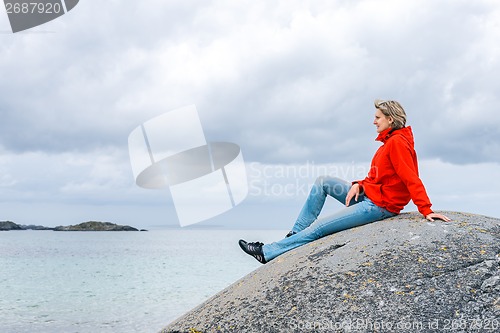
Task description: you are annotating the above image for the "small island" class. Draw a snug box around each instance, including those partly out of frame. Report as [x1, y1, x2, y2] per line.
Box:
[54, 221, 139, 231]
[0, 221, 23, 231]
[0, 220, 140, 231]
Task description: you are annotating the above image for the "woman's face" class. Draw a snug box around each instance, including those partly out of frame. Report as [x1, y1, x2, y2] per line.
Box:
[373, 109, 392, 133]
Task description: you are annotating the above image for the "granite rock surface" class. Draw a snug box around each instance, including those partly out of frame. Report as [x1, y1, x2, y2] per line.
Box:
[161, 211, 500, 333]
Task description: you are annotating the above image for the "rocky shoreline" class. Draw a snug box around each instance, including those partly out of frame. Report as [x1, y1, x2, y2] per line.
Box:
[0, 220, 143, 231]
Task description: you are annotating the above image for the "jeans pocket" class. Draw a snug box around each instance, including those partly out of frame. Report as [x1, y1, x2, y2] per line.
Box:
[365, 198, 394, 219]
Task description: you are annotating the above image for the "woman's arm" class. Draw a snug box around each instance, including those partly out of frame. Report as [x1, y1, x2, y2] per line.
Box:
[389, 138, 450, 221]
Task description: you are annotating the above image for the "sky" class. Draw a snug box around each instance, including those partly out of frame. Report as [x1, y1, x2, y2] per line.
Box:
[1, 0, 499, 229]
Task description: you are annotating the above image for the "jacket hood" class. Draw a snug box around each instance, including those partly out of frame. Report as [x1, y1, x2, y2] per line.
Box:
[376, 126, 414, 146]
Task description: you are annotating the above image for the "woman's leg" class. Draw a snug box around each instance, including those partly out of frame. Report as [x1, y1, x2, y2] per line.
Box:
[291, 176, 360, 234]
[262, 198, 395, 262]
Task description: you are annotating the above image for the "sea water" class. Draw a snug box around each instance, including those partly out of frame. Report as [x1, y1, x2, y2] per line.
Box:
[0, 228, 286, 333]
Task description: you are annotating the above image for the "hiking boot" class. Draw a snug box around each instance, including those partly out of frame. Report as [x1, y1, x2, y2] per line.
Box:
[238, 239, 267, 264]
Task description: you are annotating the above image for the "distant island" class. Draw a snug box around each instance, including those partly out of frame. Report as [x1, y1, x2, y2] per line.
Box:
[0, 221, 23, 231]
[54, 221, 139, 231]
[0, 220, 144, 231]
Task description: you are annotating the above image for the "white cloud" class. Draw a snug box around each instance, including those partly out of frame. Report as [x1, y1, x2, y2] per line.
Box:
[1, 0, 499, 225]
[417, 159, 500, 218]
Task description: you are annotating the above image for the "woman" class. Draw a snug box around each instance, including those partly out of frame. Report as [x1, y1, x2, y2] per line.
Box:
[239, 99, 451, 264]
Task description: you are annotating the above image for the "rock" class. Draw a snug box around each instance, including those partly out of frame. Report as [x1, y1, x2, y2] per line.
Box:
[53, 221, 139, 231]
[20, 224, 55, 230]
[0, 221, 23, 231]
[481, 276, 500, 292]
[160, 211, 500, 333]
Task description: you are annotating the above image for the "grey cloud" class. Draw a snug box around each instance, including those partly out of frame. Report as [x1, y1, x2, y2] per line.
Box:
[1, 0, 500, 226]
[198, 1, 500, 165]
[0, 0, 499, 167]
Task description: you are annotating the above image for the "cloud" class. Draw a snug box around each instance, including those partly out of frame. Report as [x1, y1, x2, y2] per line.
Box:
[0, 146, 129, 202]
[1, 0, 499, 225]
[2, 0, 499, 162]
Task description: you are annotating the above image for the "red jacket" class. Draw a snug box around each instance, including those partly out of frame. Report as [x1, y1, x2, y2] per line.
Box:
[355, 126, 433, 216]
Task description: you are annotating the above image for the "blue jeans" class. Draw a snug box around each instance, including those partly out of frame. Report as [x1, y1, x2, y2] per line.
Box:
[262, 176, 396, 262]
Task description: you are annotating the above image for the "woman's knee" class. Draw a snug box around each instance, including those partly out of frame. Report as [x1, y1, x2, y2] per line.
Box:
[315, 175, 344, 187]
[315, 176, 348, 195]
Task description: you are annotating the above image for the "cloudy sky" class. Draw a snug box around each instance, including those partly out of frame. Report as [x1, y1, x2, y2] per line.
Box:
[1, 0, 499, 229]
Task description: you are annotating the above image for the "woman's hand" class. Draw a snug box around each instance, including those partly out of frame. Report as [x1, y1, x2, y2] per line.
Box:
[425, 213, 451, 222]
[345, 184, 360, 207]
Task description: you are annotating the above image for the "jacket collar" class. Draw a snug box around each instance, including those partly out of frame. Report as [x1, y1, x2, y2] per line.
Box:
[375, 127, 400, 143]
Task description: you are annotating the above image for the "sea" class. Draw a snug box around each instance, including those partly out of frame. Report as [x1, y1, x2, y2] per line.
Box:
[0, 228, 286, 333]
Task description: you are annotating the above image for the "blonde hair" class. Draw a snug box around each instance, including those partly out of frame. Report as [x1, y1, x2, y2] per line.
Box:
[374, 99, 407, 129]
